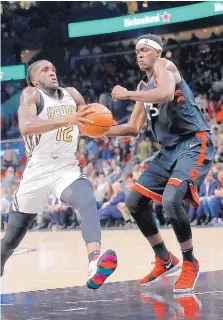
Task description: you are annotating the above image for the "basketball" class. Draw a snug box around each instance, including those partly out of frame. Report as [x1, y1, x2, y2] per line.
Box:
[80, 103, 113, 138]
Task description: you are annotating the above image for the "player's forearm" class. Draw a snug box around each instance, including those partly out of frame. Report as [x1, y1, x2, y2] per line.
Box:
[107, 124, 139, 137]
[125, 87, 174, 103]
[20, 117, 69, 135]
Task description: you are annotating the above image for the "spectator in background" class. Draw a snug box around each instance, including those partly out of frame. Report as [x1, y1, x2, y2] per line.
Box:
[216, 99, 223, 124]
[79, 153, 87, 167]
[137, 137, 152, 161]
[60, 204, 76, 229]
[211, 125, 220, 149]
[98, 181, 125, 222]
[132, 162, 142, 181]
[80, 45, 91, 57]
[99, 84, 112, 109]
[92, 44, 102, 55]
[214, 144, 223, 163]
[99, 138, 113, 160]
[108, 159, 122, 183]
[219, 124, 223, 141]
[94, 173, 107, 205]
[35, 195, 61, 230]
[189, 170, 220, 225]
[15, 170, 22, 184]
[6, 118, 20, 139]
[212, 163, 223, 179]
[195, 92, 209, 120]
[212, 72, 223, 93]
[83, 162, 94, 176]
[78, 137, 86, 155]
[19, 153, 27, 170]
[1, 188, 10, 230]
[89, 65, 102, 93]
[208, 170, 223, 226]
[2, 143, 17, 169]
[102, 160, 112, 176]
[117, 177, 135, 226]
[113, 146, 122, 164]
[1, 167, 18, 198]
[86, 138, 99, 161]
[103, 183, 114, 203]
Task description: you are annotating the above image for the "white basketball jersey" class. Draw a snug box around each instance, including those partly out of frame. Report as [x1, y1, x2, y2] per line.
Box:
[23, 88, 79, 160]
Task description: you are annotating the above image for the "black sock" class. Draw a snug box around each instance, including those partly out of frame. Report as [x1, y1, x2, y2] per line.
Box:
[182, 248, 195, 263]
[88, 250, 100, 263]
[152, 241, 169, 261]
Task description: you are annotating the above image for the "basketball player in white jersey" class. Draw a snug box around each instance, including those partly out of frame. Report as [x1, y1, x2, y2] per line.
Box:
[1, 60, 117, 290]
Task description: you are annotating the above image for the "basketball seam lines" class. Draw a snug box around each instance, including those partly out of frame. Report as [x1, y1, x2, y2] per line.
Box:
[86, 112, 113, 128]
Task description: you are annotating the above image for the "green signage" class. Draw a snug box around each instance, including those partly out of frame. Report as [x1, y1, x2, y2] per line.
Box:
[1, 64, 26, 81]
[68, 2, 223, 38]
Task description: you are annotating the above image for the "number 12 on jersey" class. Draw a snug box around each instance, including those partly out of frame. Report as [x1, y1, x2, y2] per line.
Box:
[56, 126, 73, 142]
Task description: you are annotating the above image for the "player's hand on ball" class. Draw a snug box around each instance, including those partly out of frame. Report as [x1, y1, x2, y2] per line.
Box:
[112, 85, 128, 101]
[66, 104, 95, 128]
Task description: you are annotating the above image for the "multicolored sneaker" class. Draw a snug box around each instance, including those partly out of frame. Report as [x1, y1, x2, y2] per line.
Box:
[173, 259, 199, 293]
[87, 249, 117, 290]
[140, 252, 181, 286]
[174, 292, 202, 318]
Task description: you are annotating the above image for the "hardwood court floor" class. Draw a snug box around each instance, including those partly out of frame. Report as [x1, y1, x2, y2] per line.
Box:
[1, 228, 223, 294]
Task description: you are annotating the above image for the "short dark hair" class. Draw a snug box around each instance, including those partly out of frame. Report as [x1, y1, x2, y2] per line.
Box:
[26, 60, 44, 87]
[137, 34, 163, 49]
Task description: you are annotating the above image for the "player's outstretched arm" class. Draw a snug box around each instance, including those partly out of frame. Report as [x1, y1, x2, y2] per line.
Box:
[107, 100, 146, 137]
[112, 59, 176, 104]
[18, 87, 94, 136]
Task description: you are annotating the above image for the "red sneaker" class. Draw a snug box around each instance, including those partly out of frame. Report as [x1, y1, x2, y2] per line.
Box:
[140, 252, 181, 286]
[173, 259, 199, 293]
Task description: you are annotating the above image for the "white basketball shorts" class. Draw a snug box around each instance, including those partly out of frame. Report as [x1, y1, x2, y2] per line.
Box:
[11, 155, 85, 214]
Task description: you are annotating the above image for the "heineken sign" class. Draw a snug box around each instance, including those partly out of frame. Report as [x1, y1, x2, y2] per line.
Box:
[68, 2, 223, 38]
[124, 11, 171, 28]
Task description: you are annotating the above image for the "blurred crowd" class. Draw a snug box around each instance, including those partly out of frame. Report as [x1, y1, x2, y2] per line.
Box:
[1, 0, 196, 65]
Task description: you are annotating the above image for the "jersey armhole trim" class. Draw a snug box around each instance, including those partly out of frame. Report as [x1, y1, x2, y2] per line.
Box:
[36, 93, 44, 115]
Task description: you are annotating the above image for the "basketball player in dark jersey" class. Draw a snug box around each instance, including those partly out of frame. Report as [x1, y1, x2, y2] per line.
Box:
[109, 34, 214, 293]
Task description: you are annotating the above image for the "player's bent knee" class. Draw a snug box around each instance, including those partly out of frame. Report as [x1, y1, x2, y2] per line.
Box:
[162, 182, 188, 218]
[125, 190, 152, 221]
[125, 190, 142, 214]
[1, 211, 36, 250]
[8, 210, 37, 227]
[162, 183, 192, 242]
[162, 197, 178, 218]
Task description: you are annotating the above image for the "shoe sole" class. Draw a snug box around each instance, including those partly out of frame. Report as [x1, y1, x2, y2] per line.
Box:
[140, 261, 182, 286]
[173, 271, 200, 294]
[87, 249, 117, 290]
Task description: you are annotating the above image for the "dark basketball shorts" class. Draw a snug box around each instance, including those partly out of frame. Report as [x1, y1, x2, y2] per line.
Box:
[132, 132, 214, 208]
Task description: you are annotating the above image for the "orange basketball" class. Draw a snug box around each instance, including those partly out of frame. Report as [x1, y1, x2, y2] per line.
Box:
[81, 103, 113, 138]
